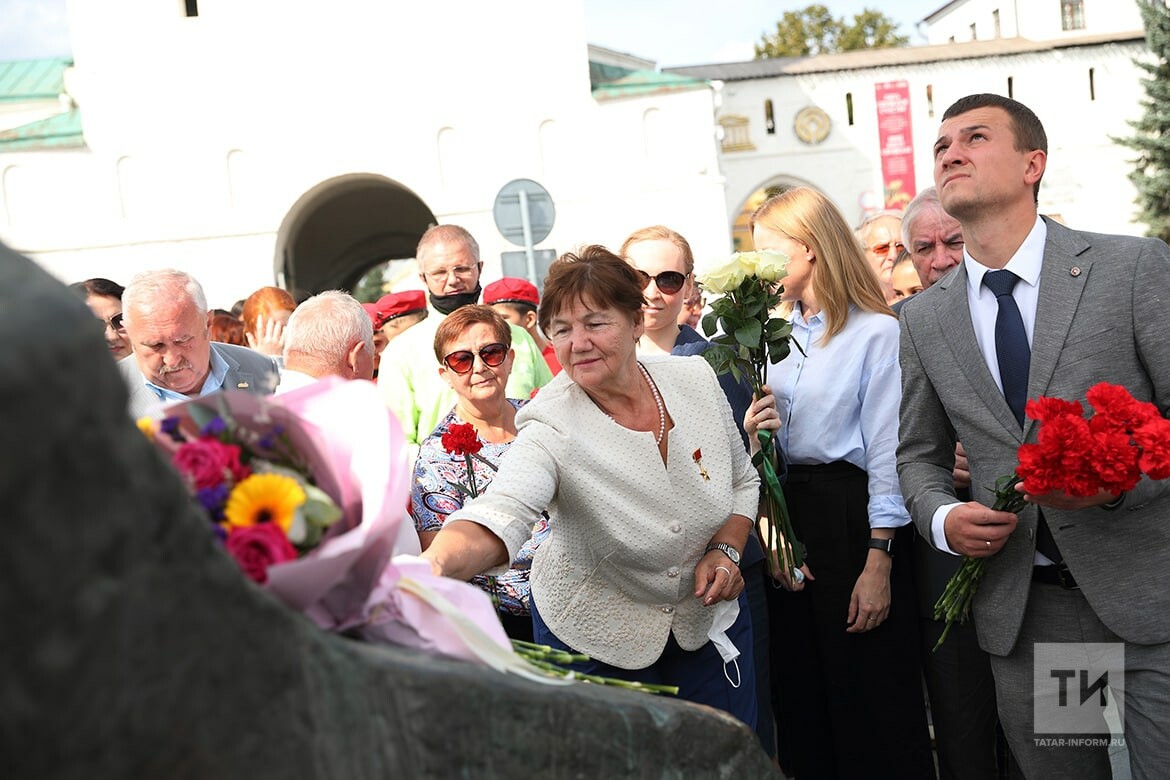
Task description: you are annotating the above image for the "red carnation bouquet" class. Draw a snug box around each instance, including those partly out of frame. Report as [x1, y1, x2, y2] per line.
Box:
[934, 382, 1170, 649]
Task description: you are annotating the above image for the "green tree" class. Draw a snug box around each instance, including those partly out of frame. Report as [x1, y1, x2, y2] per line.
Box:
[837, 9, 910, 51]
[755, 5, 908, 58]
[1117, 0, 1170, 242]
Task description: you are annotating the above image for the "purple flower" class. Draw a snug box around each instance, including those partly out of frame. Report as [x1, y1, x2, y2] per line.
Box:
[200, 416, 227, 437]
[161, 416, 184, 442]
[197, 483, 231, 520]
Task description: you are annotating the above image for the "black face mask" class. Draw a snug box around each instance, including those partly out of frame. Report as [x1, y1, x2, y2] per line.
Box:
[429, 284, 482, 316]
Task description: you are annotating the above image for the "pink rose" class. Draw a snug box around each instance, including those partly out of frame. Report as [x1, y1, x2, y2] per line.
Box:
[224, 524, 297, 584]
[173, 439, 249, 489]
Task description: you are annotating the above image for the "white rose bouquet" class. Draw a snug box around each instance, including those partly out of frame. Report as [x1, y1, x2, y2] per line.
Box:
[697, 250, 805, 582]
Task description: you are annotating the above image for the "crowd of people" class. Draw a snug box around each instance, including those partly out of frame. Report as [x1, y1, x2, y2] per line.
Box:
[67, 93, 1170, 780]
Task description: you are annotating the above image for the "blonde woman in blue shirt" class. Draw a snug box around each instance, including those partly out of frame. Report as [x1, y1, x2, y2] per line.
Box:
[746, 186, 933, 779]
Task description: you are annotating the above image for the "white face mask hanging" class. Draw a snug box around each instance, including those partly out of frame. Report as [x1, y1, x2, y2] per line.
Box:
[707, 599, 742, 687]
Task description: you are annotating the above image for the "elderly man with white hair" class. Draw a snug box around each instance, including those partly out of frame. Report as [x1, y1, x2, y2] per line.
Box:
[118, 269, 280, 417]
[278, 291, 375, 393]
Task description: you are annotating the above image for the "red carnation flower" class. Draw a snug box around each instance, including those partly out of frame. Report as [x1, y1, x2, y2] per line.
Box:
[1025, 396, 1083, 424]
[1092, 431, 1143, 494]
[1135, 417, 1170, 480]
[1086, 383, 1161, 434]
[441, 422, 483, 457]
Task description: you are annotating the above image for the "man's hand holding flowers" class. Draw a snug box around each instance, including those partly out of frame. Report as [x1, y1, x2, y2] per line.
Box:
[933, 382, 1170, 649]
[942, 503, 1019, 558]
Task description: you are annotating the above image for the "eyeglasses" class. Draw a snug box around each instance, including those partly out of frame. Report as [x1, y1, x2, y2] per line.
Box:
[442, 342, 508, 374]
[868, 241, 905, 256]
[104, 313, 125, 332]
[637, 270, 688, 295]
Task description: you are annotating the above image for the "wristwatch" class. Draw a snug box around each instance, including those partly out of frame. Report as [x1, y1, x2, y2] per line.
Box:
[868, 537, 894, 556]
[704, 542, 741, 565]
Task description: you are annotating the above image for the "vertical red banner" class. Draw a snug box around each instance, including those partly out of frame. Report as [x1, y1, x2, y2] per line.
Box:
[875, 80, 916, 210]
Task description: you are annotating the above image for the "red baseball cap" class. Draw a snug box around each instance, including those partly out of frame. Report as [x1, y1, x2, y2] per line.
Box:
[484, 277, 539, 307]
[373, 290, 427, 326]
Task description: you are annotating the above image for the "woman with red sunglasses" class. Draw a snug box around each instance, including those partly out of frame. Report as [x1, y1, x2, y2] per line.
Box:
[408, 304, 550, 642]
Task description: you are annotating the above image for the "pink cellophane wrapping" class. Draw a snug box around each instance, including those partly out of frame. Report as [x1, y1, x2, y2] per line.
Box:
[151, 377, 514, 665]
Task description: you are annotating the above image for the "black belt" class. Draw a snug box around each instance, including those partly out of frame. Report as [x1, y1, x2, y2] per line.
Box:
[1033, 563, 1079, 590]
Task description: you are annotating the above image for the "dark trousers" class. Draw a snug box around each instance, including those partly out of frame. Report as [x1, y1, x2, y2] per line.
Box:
[744, 550, 778, 758]
[920, 617, 1022, 780]
[768, 462, 934, 779]
[498, 610, 534, 644]
[530, 593, 758, 730]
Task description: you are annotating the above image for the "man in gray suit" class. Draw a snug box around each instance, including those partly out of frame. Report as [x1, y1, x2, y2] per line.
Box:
[119, 269, 280, 417]
[898, 93, 1170, 778]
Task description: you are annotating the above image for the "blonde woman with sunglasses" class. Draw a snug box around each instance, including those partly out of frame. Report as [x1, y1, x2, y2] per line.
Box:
[621, 225, 776, 759]
[409, 304, 550, 642]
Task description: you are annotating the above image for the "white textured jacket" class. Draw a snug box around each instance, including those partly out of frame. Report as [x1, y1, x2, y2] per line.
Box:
[446, 354, 760, 669]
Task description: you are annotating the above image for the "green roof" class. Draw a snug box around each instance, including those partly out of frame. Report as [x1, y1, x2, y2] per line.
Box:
[0, 57, 72, 102]
[0, 106, 85, 151]
[590, 69, 708, 100]
[0, 58, 85, 151]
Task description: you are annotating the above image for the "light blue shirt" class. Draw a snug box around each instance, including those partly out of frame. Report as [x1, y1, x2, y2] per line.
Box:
[767, 303, 910, 529]
[144, 345, 230, 404]
[930, 216, 1054, 561]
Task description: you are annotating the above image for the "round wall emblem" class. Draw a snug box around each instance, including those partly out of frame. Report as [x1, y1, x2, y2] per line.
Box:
[794, 106, 831, 145]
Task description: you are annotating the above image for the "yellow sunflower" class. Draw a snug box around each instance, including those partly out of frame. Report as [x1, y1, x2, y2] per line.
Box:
[136, 417, 156, 442]
[223, 473, 306, 533]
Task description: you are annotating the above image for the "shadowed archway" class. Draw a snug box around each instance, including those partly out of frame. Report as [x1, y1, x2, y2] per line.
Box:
[275, 174, 435, 297]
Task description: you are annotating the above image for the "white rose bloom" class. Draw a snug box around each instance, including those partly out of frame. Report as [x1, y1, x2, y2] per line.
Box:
[752, 250, 790, 283]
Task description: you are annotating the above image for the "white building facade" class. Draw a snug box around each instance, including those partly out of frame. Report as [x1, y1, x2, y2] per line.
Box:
[0, 0, 732, 306]
[0, 0, 1156, 299]
[672, 27, 1149, 248]
[922, 0, 1143, 44]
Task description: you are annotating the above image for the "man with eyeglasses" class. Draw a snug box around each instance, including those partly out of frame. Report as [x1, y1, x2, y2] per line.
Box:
[118, 269, 280, 417]
[856, 210, 905, 304]
[377, 224, 553, 455]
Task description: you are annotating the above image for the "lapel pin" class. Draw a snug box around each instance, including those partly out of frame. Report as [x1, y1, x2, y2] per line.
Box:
[237, 381, 250, 388]
[1070, 267, 1082, 277]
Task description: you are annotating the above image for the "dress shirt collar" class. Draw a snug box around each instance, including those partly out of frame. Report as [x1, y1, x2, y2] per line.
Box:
[964, 215, 1047, 300]
[144, 343, 229, 403]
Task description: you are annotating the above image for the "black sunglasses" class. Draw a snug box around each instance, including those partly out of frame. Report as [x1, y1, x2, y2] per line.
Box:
[637, 270, 688, 295]
[442, 342, 508, 374]
[105, 313, 125, 332]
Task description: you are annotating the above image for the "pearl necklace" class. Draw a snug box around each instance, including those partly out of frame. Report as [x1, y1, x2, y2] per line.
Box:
[641, 362, 667, 446]
[604, 362, 665, 445]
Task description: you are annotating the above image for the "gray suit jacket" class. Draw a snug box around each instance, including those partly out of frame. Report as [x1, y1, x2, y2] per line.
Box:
[897, 217, 1170, 655]
[118, 341, 280, 418]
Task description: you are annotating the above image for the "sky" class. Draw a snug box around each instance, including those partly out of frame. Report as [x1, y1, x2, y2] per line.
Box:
[0, 0, 945, 64]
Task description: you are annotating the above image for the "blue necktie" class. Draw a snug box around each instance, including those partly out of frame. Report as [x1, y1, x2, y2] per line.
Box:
[983, 269, 1062, 563]
[983, 270, 1030, 427]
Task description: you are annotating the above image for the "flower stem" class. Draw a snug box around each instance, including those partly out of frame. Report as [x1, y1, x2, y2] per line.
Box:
[510, 641, 679, 695]
[931, 473, 1025, 652]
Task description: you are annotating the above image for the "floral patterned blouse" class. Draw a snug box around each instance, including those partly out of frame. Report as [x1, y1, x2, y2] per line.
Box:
[411, 399, 551, 615]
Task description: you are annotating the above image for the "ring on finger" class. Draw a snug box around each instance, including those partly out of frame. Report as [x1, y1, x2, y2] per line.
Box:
[715, 566, 732, 578]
